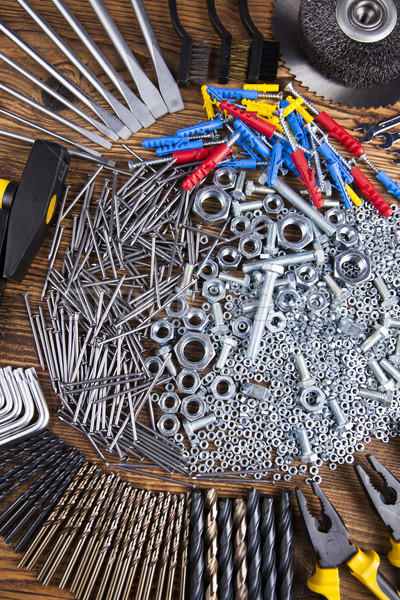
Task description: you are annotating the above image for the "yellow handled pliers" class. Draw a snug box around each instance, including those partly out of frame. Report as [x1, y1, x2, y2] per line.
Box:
[296, 482, 400, 600]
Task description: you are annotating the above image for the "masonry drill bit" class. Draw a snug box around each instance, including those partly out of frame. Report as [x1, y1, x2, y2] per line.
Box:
[119, 493, 162, 600]
[19, 462, 94, 570]
[155, 493, 180, 600]
[218, 498, 234, 600]
[59, 472, 119, 589]
[246, 488, 262, 600]
[190, 489, 205, 600]
[277, 489, 293, 600]
[261, 495, 277, 600]
[179, 493, 192, 600]
[205, 488, 218, 600]
[233, 497, 248, 600]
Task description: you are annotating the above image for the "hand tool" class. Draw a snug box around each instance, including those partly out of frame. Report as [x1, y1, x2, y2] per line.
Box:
[296, 482, 400, 600]
[15, 0, 138, 137]
[0, 140, 69, 283]
[356, 115, 400, 142]
[0, 21, 123, 139]
[129, 0, 185, 114]
[355, 455, 400, 568]
[168, 0, 210, 87]
[87, 0, 168, 120]
[49, 0, 154, 129]
[377, 131, 400, 149]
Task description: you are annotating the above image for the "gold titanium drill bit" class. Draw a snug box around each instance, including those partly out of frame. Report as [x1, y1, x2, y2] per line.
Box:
[95, 487, 139, 600]
[114, 492, 158, 600]
[107, 489, 148, 599]
[155, 493, 184, 600]
[58, 472, 119, 589]
[179, 492, 192, 600]
[37, 469, 106, 585]
[134, 492, 172, 600]
[119, 492, 163, 600]
[81, 482, 133, 600]
[19, 462, 95, 570]
[233, 497, 248, 600]
[71, 478, 127, 597]
[205, 488, 218, 600]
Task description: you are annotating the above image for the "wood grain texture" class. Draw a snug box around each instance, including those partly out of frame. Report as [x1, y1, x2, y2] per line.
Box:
[0, 0, 399, 598]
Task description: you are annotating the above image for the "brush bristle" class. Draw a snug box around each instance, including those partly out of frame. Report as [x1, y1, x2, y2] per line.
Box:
[189, 42, 211, 85]
[259, 40, 280, 81]
[297, 0, 400, 88]
[230, 40, 251, 81]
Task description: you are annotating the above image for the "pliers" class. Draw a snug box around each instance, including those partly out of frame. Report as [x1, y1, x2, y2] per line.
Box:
[296, 482, 400, 600]
[355, 454, 400, 569]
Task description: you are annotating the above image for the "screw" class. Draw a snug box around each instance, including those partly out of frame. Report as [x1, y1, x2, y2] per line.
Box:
[244, 181, 275, 196]
[183, 414, 217, 437]
[358, 387, 393, 405]
[243, 245, 324, 273]
[216, 336, 238, 369]
[328, 399, 353, 433]
[294, 353, 315, 389]
[294, 427, 318, 463]
[323, 274, 350, 304]
[219, 272, 250, 287]
[368, 359, 395, 391]
[374, 276, 398, 309]
[359, 325, 389, 353]
[246, 263, 284, 361]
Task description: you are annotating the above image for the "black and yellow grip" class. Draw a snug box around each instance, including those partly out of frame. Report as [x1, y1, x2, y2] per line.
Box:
[347, 547, 400, 600]
[388, 538, 400, 568]
[308, 563, 341, 600]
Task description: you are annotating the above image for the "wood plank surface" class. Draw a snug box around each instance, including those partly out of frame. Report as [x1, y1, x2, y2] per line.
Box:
[0, 0, 400, 598]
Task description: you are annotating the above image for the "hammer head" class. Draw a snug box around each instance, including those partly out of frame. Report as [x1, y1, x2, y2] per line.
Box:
[1, 140, 70, 283]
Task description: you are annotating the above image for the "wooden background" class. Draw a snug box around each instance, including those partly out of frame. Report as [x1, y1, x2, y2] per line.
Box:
[0, 0, 400, 598]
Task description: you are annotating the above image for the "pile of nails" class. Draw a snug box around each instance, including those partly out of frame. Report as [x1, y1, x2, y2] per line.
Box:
[189, 486, 293, 600]
[24, 83, 400, 486]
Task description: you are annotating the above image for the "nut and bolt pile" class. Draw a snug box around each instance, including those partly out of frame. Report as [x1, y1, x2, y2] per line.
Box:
[24, 84, 400, 485]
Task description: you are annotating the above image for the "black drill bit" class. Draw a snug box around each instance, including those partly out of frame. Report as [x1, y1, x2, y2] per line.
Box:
[277, 489, 293, 600]
[189, 489, 205, 600]
[261, 495, 277, 600]
[218, 498, 234, 600]
[246, 487, 262, 600]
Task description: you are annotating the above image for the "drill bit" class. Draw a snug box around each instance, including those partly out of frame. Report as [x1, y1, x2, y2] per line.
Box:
[246, 488, 262, 600]
[261, 495, 277, 600]
[277, 489, 293, 600]
[218, 498, 234, 600]
[205, 488, 218, 600]
[179, 493, 191, 600]
[233, 497, 248, 600]
[189, 489, 205, 600]
[155, 493, 180, 600]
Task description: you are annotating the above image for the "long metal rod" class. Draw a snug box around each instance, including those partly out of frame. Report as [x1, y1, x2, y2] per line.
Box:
[15, 0, 138, 137]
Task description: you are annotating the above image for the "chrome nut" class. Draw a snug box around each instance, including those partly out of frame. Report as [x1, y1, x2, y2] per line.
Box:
[263, 193, 285, 214]
[232, 316, 252, 339]
[199, 259, 219, 280]
[294, 265, 319, 290]
[174, 332, 215, 371]
[165, 294, 189, 318]
[213, 166, 237, 190]
[150, 319, 175, 345]
[242, 382, 270, 401]
[159, 392, 181, 413]
[202, 278, 226, 303]
[266, 311, 287, 332]
[216, 246, 242, 270]
[335, 224, 359, 248]
[176, 369, 201, 394]
[238, 235, 263, 259]
[276, 288, 301, 312]
[230, 216, 251, 235]
[181, 395, 206, 420]
[334, 249, 371, 285]
[192, 185, 231, 225]
[298, 386, 326, 413]
[277, 214, 314, 250]
[157, 414, 180, 436]
[144, 356, 163, 377]
[182, 308, 208, 331]
[210, 375, 236, 400]
[252, 215, 274, 239]
[305, 290, 329, 313]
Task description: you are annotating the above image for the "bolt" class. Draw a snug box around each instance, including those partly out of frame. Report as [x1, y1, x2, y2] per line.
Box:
[244, 181, 275, 197]
[368, 359, 395, 391]
[379, 358, 400, 386]
[358, 387, 393, 405]
[230, 170, 247, 202]
[176, 263, 195, 294]
[211, 302, 229, 336]
[156, 345, 178, 377]
[275, 272, 296, 290]
[183, 414, 217, 437]
[219, 272, 251, 287]
[389, 334, 400, 364]
[262, 221, 278, 257]
[374, 276, 398, 309]
[294, 353, 315, 389]
[382, 313, 400, 329]
[216, 336, 238, 369]
[359, 325, 389, 353]
[242, 382, 270, 402]
[245, 263, 284, 361]
[243, 246, 324, 273]
[323, 274, 350, 304]
[232, 199, 264, 217]
[294, 427, 318, 463]
[328, 399, 353, 433]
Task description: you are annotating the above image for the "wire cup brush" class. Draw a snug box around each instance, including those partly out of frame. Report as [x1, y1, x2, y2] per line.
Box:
[274, 0, 400, 107]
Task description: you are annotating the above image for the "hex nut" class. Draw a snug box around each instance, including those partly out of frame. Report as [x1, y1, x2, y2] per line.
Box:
[299, 386, 326, 413]
[266, 311, 287, 332]
[192, 185, 231, 225]
[210, 375, 236, 400]
[165, 294, 189, 318]
[263, 193, 284, 214]
[202, 278, 226, 303]
[174, 332, 215, 371]
[213, 166, 237, 190]
[335, 224, 359, 249]
[159, 392, 181, 413]
[181, 395, 206, 420]
[334, 249, 371, 285]
[232, 316, 253, 339]
[216, 246, 242, 270]
[242, 382, 270, 401]
[150, 319, 175, 345]
[145, 356, 163, 377]
[277, 214, 314, 250]
[176, 369, 201, 394]
[182, 308, 208, 331]
[230, 216, 251, 235]
[294, 265, 319, 290]
[276, 289, 301, 312]
[157, 414, 180, 436]
[199, 259, 219, 280]
[306, 290, 329, 313]
[238, 235, 263, 259]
